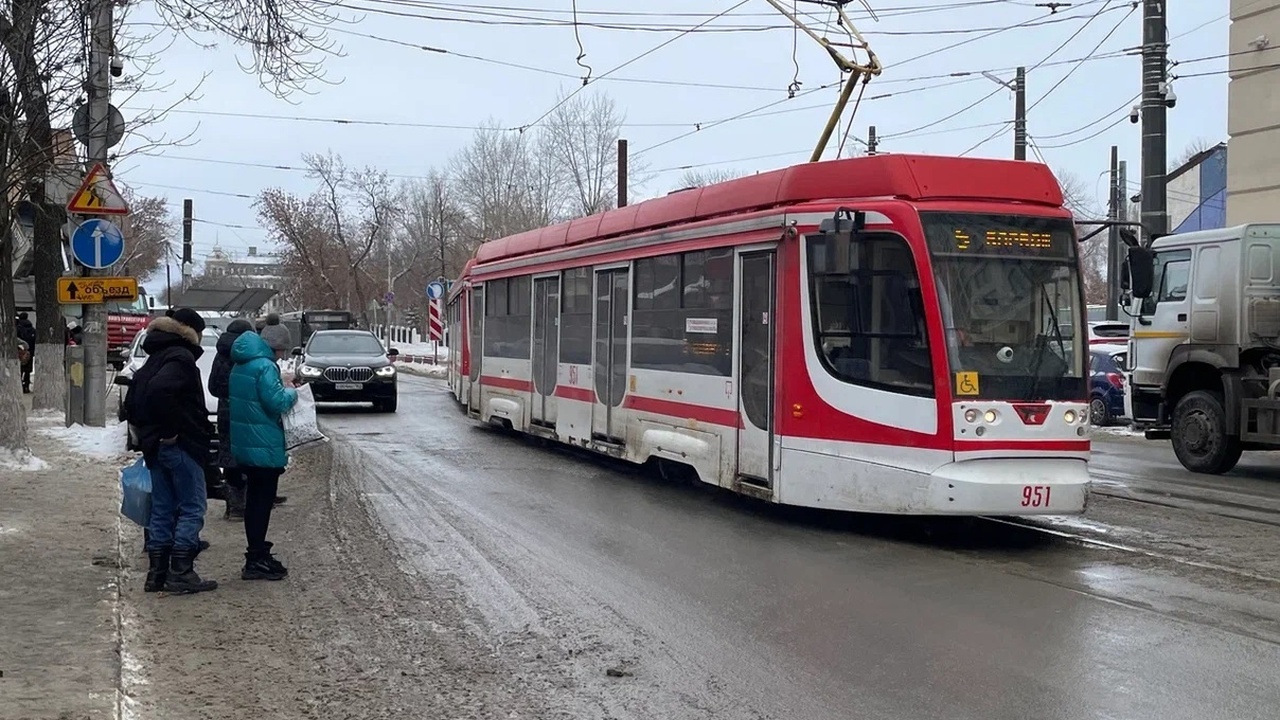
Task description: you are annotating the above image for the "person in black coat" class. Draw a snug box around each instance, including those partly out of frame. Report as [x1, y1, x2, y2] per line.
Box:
[208, 318, 254, 519]
[15, 312, 35, 393]
[125, 308, 218, 594]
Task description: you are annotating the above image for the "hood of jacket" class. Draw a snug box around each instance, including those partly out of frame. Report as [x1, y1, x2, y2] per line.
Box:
[16, 318, 33, 330]
[142, 315, 203, 358]
[232, 330, 276, 364]
[215, 319, 255, 358]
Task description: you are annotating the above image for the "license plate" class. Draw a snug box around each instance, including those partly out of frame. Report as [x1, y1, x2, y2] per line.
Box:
[334, 382, 363, 391]
[1020, 485, 1052, 508]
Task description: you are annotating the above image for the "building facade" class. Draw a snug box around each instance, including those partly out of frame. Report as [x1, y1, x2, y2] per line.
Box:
[1166, 142, 1228, 233]
[1227, 0, 1280, 223]
[199, 245, 289, 315]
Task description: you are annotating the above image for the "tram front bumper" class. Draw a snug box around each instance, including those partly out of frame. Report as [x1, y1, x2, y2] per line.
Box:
[926, 457, 1089, 515]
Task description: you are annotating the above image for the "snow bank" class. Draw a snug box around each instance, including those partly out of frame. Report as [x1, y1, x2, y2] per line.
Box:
[392, 342, 448, 359]
[397, 363, 449, 379]
[0, 447, 49, 471]
[33, 419, 129, 460]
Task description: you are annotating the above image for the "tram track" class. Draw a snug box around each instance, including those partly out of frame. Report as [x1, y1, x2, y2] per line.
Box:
[980, 514, 1280, 585]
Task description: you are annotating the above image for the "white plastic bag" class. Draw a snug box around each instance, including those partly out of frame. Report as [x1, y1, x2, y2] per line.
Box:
[282, 383, 327, 451]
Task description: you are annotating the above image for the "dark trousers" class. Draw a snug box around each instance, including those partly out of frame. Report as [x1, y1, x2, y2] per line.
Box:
[243, 466, 283, 553]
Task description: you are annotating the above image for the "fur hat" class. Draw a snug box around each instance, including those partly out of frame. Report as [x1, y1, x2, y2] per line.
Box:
[166, 307, 206, 334]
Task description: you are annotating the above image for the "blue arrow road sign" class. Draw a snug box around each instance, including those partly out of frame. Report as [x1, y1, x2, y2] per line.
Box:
[71, 218, 125, 269]
[426, 281, 445, 299]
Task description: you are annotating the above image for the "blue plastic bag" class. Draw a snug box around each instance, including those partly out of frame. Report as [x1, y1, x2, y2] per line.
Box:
[120, 456, 152, 528]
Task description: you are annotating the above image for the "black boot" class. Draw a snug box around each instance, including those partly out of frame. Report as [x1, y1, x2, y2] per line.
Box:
[273, 495, 287, 506]
[165, 548, 217, 594]
[224, 484, 246, 520]
[144, 548, 169, 592]
[242, 546, 287, 581]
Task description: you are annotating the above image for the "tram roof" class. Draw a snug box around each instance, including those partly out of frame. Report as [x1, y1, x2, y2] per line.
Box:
[467, 153, 1065, 270]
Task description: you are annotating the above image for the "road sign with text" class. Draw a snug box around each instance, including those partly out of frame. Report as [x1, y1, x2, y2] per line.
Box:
[57, 276, 139, 304]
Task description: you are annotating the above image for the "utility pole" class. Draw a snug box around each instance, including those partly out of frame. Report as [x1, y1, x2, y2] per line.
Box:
[80, 0, 113, 427]
[867, 126, 878, 155]
[1140, 0, 1169, 238]
[1014, 66, 1027, 161]
[181, 199, 193, 293]
[617, 139, 628, 208]
[1106, 146, 1120, 321]
[981, 66, 1027, 160]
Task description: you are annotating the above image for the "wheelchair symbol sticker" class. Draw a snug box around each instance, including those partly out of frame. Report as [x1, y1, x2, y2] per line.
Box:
[955, 372, 980, 396]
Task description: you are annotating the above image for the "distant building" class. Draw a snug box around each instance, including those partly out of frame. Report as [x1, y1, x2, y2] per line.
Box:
[1166, 142, 1228, 234]
[1227, 1, 1280, 223]
[199, 244, 290, 315]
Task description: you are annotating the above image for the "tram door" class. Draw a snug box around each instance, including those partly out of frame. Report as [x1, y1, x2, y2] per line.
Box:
[736, 251, 777, 490]
[592, 268, 629, 442]
[467, 285, 484, 415]
[531, 276, 560, 426]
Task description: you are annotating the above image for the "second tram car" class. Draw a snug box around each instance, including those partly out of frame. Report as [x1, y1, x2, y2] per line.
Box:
[446, 154, 1091, 515]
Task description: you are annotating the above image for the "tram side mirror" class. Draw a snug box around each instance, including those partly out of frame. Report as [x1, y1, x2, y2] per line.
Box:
[1126, 246, 1154, 299]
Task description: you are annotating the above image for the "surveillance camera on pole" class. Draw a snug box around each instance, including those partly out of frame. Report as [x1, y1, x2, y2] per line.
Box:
[1129, 105, 1140, 124]
[110, 56, 122, 78]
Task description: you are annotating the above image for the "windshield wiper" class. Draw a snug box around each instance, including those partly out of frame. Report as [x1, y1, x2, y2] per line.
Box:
[1026, 285, 1067, 401]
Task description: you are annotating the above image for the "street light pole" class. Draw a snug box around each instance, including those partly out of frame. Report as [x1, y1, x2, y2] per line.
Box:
[80, 0, 113, 427]
[1140, 0, 1170, 238]
[982, 66, 1028, 160]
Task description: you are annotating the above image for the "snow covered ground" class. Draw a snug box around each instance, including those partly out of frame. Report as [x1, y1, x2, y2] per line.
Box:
[397, 363, 449, 379]
[30, 412, 131, 460]
[392, 342, 448, 359]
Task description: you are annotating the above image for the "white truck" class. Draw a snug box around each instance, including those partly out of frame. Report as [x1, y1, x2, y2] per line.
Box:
[1123, 223, 1280, 474]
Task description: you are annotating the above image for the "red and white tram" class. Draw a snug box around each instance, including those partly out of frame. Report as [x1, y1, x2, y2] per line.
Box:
[446, 154, 1091, 515]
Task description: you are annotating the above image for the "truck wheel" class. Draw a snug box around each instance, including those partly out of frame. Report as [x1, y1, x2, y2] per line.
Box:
[1171, 390, 1243, 474]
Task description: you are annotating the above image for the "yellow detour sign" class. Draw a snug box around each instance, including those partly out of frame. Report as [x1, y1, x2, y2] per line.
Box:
[57, 276, 139, 304]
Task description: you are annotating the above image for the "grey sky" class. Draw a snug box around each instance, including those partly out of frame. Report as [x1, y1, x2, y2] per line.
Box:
[114, 0, 1231, 293]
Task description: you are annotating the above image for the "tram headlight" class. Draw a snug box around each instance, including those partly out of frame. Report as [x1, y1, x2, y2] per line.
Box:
[964, 409, 979, 423]
[1063, 409, 1077, 424]
[983, 409, 998, 424]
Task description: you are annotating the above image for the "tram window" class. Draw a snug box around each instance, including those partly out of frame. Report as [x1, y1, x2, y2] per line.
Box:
[635, 256, 680, 310]
[807, 232, 933, 395]
[483, 276, 532, 359]
[632, 249, 734, 376]
[560, 267, 592, 365]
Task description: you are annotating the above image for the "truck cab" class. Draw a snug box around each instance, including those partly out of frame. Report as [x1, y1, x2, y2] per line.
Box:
[1125, 223, 1280, 474]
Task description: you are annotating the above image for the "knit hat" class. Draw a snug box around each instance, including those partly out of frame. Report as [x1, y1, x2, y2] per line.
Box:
[225, 318, 254, 335]
[167, 307, 206, 334]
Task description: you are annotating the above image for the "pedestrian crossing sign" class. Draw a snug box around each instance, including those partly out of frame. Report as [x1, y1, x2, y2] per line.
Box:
[66, 162, 130, 216]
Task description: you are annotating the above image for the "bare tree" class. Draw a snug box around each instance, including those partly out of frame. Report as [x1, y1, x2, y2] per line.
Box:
[114, 189, 177, 280]
[256, 152, 401, 325]
[0, 1, 86, 442]
[673, 167, 748, 191]
[1171, 137, 1220, 172]
[451, 121, 567, 245]
[1056, 170, 1110, 305]
[540, 91, 627, 217]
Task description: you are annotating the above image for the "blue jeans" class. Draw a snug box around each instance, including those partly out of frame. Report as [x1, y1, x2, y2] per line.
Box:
[145, 444, 207, 552]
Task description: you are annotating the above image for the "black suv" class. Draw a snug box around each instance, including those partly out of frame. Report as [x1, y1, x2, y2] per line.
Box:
[292, 329, 399, 412]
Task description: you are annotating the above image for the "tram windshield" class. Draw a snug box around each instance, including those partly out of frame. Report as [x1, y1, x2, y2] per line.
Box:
[920, 211, 1086, 402]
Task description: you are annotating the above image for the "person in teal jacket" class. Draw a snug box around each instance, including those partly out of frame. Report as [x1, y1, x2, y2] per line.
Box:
[228, 330, 299, 581]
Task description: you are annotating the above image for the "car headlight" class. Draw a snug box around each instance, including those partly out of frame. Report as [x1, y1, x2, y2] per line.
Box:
[298, 364, 323, 377]
[375, 365, 396, 377]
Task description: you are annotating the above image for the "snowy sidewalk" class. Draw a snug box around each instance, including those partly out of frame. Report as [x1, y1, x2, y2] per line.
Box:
[0, 410, 133, 719]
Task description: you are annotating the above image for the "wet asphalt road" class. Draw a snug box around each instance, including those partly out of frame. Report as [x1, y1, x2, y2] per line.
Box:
[319, 376, 1280, 720]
